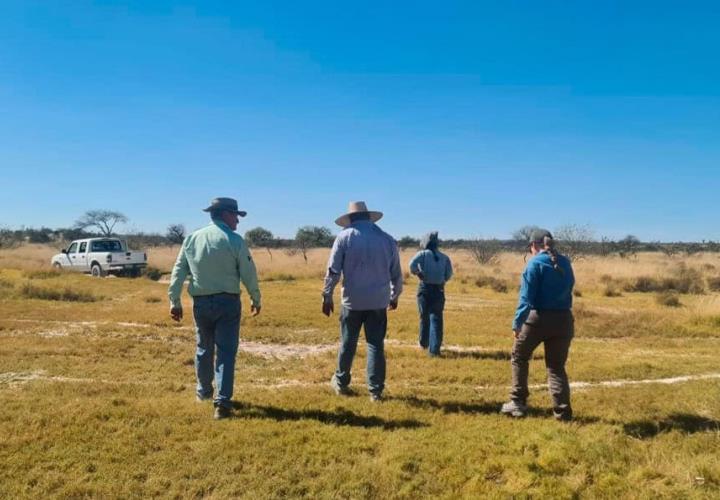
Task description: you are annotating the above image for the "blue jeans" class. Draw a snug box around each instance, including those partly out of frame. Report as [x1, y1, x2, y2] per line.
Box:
[192, 294, 241, 409]
[417, 283, 445, 355]
[335, 307, 387, 395]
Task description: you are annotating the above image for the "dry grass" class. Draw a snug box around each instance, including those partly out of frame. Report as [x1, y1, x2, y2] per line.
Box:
[1, 245, 720, 497]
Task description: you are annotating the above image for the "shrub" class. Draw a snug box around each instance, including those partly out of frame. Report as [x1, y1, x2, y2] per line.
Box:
[623, 276, 662, 293]
[603, 285, 622, 298]
[145, 297, 162, 303]
[20, 283, 98, 302]
[23, 269, 63, 280]
[599, 274, 614, 284]
[144, 266, 164, 281]
[707, 276, 720, 292]
[573, 289, 582, 298]
[262, 273, 297, 282]
[475, 275, 508, 293]
[468, 239, 501, 266]
[656, 291, 681, 307]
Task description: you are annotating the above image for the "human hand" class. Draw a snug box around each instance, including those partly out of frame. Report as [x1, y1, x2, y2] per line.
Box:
[417, 272, 425, 281]
[388, 299, 398, 311]
[170, 306, 183, 322]
[251, 304, 262, 317]
[322, 298, 334, 317]
[513, 329, 520, 339]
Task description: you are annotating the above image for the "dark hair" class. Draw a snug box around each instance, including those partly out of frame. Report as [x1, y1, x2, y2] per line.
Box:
[542, 236, 564, 275]
[210, 209, 225, 220]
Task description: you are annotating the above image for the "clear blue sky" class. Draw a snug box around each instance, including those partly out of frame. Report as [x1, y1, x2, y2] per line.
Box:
[1, 1, 719, 241]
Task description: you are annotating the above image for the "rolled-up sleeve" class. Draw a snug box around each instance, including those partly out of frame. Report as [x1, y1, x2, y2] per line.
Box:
[322, 235, 345, 299]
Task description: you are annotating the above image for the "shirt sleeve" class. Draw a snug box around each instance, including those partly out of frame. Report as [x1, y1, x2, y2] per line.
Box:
[168, 244, 190, 309]
[445, 255, 453, 282]
[513, 261, 541, 331]
[237, 240, 261, 307]
[322, 235, 344, 299]
[408, 251, 422, 275]
[389, 241, 403, 302]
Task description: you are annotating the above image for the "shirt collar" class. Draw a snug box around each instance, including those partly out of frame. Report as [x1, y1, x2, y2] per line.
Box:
[212, 219, 232, 232]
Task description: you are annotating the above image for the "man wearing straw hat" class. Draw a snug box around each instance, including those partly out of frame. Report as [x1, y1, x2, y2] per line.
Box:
[169, 197, 261, 420]
[322, 201, 403, 402]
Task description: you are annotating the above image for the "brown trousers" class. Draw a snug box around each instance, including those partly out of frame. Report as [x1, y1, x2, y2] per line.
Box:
[511, 310, 574, 419]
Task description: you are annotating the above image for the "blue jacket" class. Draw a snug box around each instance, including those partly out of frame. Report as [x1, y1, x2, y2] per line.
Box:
[512, 251, 575, 331]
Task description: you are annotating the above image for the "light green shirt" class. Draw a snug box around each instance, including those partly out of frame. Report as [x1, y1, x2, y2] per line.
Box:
[168, 220, 261, 309]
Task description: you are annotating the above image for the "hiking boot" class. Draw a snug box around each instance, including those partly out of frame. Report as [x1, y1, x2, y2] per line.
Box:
[369, 393, 383, 403]
[500, 400, 527, 418]
[330, 375, 351, 396]
[214, 406, 232, 420]
[554, 412, 573, 422]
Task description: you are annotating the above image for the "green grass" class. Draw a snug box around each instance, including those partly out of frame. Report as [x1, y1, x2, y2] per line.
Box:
[1, 267, 720, 498]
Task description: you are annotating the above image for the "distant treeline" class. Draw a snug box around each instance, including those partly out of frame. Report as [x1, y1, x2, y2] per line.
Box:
[2, 225, 719, 260]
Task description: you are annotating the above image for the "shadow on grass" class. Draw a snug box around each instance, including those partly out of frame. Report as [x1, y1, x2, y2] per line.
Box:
[396, 396, 600, 424]
[623, 413, 720, 439]
[441, 349, 543, 361]
[230, 401, 428, 430]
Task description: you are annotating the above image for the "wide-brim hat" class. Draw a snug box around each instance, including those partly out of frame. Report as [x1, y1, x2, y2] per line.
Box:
[335, 201, 383, 228]
[202, 197, 247, 217]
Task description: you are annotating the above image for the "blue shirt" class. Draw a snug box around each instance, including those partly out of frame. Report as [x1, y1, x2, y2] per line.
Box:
[512, 251, 575, 331]
[409, 249, 453, 285]
[322, 221, 403, 310]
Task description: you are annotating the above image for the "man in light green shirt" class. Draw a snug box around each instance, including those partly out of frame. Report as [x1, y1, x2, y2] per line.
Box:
[168, 197, 261, 420]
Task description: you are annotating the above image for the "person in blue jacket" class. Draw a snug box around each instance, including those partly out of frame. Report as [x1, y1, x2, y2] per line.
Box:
[409, 232, 453, 357]
[501, 229, 575, 421]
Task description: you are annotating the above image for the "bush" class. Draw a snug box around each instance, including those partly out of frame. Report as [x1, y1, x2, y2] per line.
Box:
[656, 291, 681, 307]
[20, 283, 98, 302]
[468, 239, 502, 266]
[475, 275, 508, 293]
[144, 266, 164, 281]
[707, 276, 720, 292]
[23, 269, 63, 280]
[603, 285, 622, 298]
[144, 296, 162, 303]
[262, 273, 297, 282]
[573, 289, 583, 298]
[623, 276, 662, 293]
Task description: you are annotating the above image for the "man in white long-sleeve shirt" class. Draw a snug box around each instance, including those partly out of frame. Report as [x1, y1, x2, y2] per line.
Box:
[321, 201, 403, 402]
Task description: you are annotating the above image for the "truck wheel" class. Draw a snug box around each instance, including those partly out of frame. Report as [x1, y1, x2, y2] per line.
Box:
[53, 262, 62, 270]
[91, 264, 105, 278]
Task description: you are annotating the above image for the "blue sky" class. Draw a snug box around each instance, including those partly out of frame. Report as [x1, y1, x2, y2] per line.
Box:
[1, 1, 719, 241]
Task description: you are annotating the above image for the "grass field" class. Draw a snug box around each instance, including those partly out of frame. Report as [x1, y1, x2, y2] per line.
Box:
[1, 245, 720, 498]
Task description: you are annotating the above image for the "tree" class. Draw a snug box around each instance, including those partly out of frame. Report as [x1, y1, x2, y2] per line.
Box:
[294, 226, 334, 263]
[512, 225, 542, 242]
[74, 210, 128, 236]
[397, 236, 420, 250]
[166, 224, 186, 245]
[616, 235, 641, 259]
[468, 238, 502, 266]
[554, 224, 595, 262]
[245, 227, 276, 260]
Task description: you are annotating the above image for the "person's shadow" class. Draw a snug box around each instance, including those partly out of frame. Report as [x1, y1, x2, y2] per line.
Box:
[230, 401, 428, 430]
[440, 349, 544, 361]
[395, 396, 600, 424]
[622, 413, 720, 439]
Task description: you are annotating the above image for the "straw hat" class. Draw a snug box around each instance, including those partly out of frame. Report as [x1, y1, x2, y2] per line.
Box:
[335, 201, 383, 228]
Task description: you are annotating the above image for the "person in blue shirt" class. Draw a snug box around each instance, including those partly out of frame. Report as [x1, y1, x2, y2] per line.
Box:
[501, 229, 575, 421]
[409, 232, 453, 356]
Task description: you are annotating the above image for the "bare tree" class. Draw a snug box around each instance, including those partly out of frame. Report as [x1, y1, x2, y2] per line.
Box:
[512, 225, 542, 242]
[74, 210, 128, 236]
[166, 224, 186, 245]
[468, 238, 502, 266]
[554, 224, 595, 262]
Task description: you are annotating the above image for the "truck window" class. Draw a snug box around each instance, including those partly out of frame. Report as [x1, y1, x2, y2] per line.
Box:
[91, 240, 123, 252]
[68, 242, 78, 254]
[79, 242, 87, 253]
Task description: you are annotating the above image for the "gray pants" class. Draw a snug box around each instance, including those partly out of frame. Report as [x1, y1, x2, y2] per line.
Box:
[511, 310, 574, 419]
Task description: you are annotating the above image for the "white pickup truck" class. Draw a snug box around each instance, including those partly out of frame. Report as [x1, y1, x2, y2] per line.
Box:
[51, 238, 148, 277]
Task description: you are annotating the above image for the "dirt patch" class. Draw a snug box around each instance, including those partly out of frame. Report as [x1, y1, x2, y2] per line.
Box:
[241, 341, 335, 360]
